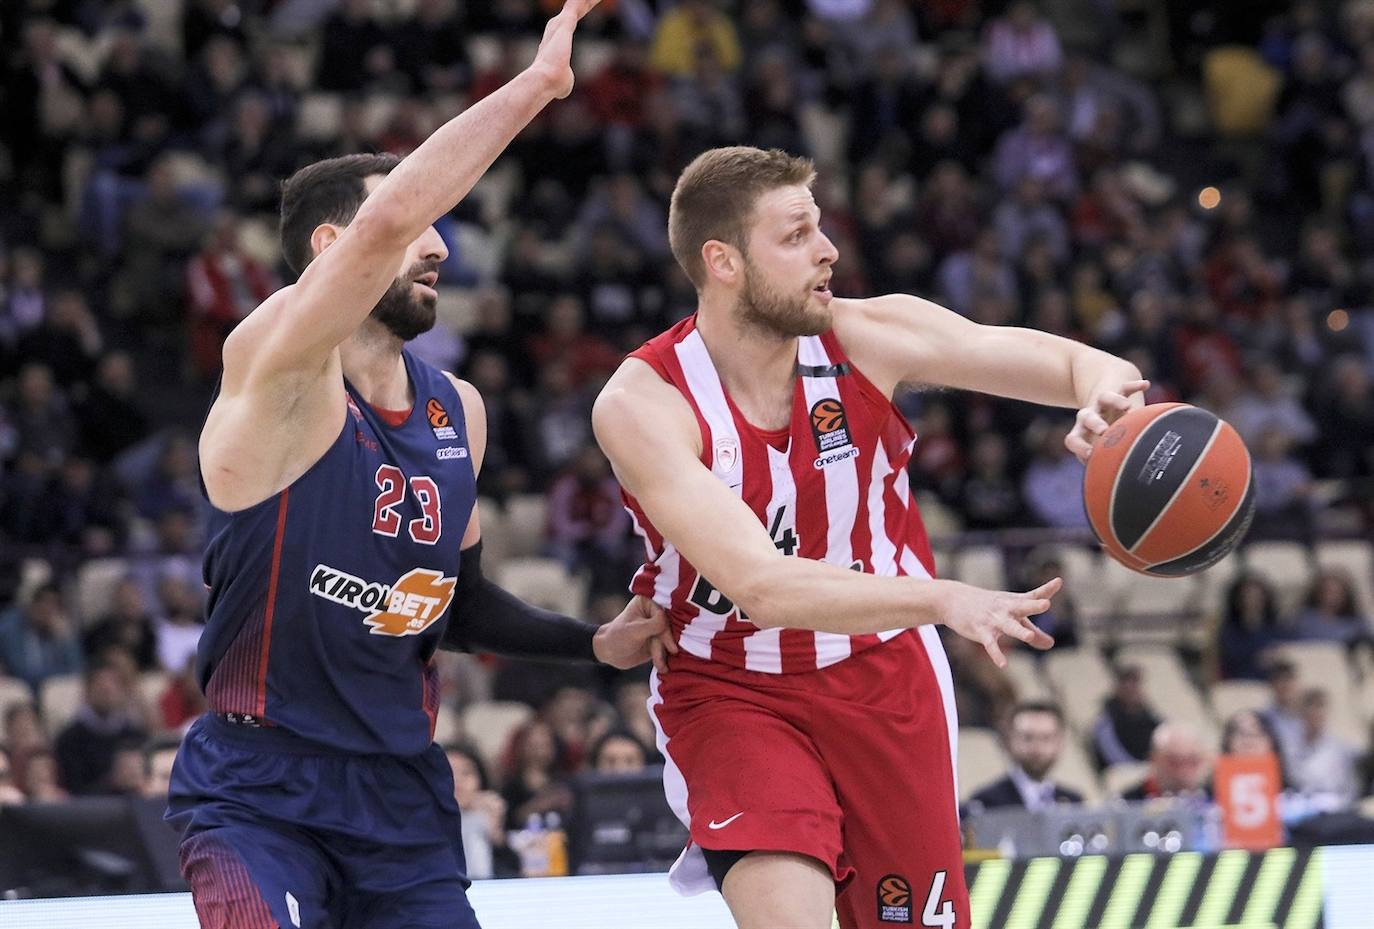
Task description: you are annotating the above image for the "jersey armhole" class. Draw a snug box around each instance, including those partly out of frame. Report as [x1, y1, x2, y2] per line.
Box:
[820, 329, 912, 436]
[626, 344, 713, 467]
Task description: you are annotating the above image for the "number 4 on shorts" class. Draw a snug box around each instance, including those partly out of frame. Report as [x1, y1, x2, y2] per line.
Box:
[922, 871, 955, 929]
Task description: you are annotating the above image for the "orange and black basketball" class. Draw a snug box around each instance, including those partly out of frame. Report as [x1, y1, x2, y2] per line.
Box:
[810, 399, 845, 434]
[1083, 403, 1254, 576]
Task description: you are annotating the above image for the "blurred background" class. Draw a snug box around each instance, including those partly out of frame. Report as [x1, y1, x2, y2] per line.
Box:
[1, 0, 1374, 904]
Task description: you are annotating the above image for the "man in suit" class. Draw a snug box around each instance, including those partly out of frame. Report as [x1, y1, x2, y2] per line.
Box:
[967, 701, 1083, 811]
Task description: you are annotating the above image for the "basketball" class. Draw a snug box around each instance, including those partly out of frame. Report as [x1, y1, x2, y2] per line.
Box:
[1083, 403, 1255, 577]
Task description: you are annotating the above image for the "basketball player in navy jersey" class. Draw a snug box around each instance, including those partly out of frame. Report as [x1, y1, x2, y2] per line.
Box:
[166, 4, 672, 928]
[594, 147, 1148, 929]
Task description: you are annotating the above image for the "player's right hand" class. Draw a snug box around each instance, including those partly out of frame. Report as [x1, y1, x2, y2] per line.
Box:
[937, 577, 1060, 668]
[528, 0, 602, 100]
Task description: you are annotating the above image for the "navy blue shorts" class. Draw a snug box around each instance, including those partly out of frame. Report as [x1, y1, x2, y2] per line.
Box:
[167, 715, 478, 929]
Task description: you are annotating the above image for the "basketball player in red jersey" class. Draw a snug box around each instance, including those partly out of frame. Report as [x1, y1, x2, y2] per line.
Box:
[593, 148, 1148, 929]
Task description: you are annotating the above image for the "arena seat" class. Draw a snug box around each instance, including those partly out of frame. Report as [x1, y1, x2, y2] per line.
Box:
[298, 93, 344, 141]
[461, 701, 534, 772]
[74, 558, 129, 628]
[1209, 680, 1272, 724]
[1270, 641, 1366, 744]
[0, 677, 33, 724]
[495, 558, 586, 617]
[1102, 761, 1151, 799]
[138, 672, 169, 713]
[39, 674, 85, 738]
[1049, 735, 1102, 804]
[1114, 646, 1218, 750]
[957, 727, 1006, 802]
[1314, 539, 1374, 619]
[433, 703, 463, 746]
[1043, 649, 1115, 733]
[475, 497, 511, 568]
[951, 545, 1006, 592]
[502, 495, 548, 559]
[1004, 651, 1052, 702]
[1099, 559, 1203, 641]
[1241, 542, 1314, 616]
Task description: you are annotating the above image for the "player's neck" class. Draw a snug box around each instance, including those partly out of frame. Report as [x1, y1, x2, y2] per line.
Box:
[340, 325, 412, 410]
[696, 304, 796, 423]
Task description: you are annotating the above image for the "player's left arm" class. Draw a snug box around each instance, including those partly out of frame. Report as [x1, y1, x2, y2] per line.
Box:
[836, 294, 1148, 462]
[436, 373, 676, 672]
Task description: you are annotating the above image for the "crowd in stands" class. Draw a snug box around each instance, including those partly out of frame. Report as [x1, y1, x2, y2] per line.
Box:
[3, 0, 1374, 877]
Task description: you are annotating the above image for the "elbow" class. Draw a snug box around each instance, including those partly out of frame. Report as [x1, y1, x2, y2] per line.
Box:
[733, 562, 785, 629]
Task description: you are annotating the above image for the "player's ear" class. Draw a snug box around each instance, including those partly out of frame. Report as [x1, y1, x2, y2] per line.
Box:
[701, 240, 739, 286]
[310, 223, 341, 259]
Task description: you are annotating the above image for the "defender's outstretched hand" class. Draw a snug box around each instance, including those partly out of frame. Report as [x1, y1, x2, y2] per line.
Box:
[593, 595, 679, 673]
[1065, 379, 1150, 463]
[529, 0, 602, 100]
[938, 577, 1061, 668]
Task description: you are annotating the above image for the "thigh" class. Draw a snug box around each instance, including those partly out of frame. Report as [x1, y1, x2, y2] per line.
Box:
[179, 821, 335, 929]
[820, 633, 971, 929]
[651, 669, 849, 894]
[721, 851, 835, 929]
[334, 834, 478, 929]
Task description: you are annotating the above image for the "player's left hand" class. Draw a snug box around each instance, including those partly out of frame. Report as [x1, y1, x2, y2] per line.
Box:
[593, 595, 678, 673]
[1065, 379, 1150, 463]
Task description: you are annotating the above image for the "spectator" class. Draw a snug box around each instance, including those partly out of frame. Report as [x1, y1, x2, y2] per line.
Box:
[1092, 665, 1161, 768]
[1248, 428, 1315, 542]
[994, 95, 1077, 202]
[1221, 709, 1289, 788]
[76, 351, 151, 464]
[0, 584, 83, 693]
[1216, 575, 1287, 680]
[17, 747, 67, 803]
[1019, 552, 1079, 648]
[545, 445, 632, 588]
[16, 289, 102, 389]
[612, 676, 659, 762]
[105, 738, 149, 795]
[966, 702, 1083, 812]
[153, 570, 206, 675]
[9, 362, 77, 463]
[1120, 722, 1211, 801]
[157, 658, 208, 736]
[394, 0, 472, 95]
[500, 719, 572, 831]
[119, 158, 211, 332]
[315, 0, 395, 92]
[649, 0, 741, 79]
[1021, 419, 1089, 529]
[955, 431, 1028, 531]
[590, 729, 649, 773]
[83, 577, 160, 672]
[982, 1, 1062, 85]
[1313, 356, 1374, 480]
[1289, 688, 1358, 803]
[53, 661, 148, 795]
[1228, 361, 1318, 450]
[143, 738, 181, 799]
[0, 247, 47, 357]
[1260, 660, 1306, 769]
[446, 742, 517, 880]
[185, 211, 279, 378]
[0, 748, 24, 805]
[1291, 570, 1368, 644]
[2, 701, 47, 760]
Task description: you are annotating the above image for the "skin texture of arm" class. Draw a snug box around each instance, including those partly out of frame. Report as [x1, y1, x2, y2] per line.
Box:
[593, 358, 1056, 660]
[200, 2, 599, 513]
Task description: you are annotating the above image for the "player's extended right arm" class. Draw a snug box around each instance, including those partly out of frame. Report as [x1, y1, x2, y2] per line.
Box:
[245, 1, 599, 376]
[592, 360, 1059, 666]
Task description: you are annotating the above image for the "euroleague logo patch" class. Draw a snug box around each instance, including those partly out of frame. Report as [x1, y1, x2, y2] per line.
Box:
[309, 564, 456, 636]
[877, 874, 913, 923]
[810, 397, 857, 469]
[426, 398, 458, 440]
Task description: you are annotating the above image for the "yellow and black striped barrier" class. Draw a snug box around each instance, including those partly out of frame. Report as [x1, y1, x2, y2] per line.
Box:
[962, 847, 1323, 929]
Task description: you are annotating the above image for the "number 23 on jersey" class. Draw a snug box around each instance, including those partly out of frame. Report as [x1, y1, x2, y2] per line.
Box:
[372, 464, 442, 544]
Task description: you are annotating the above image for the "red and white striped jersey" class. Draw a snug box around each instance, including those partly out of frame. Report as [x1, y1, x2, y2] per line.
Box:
[623, 315, 940, 674]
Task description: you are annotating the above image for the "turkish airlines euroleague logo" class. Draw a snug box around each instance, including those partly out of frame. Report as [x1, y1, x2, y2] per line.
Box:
[426, 398, 458, 441]
[309, 564, 456, 636]
[877, 874, 913, 923]
[810, 398, 858, 469]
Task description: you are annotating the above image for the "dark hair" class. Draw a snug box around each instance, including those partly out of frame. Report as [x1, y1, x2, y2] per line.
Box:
[589, 729, 648, 768]
[1010, 701, 1065, 727]
[1305, 571, 1358, 617]
[1265, 658, 1296, 681]
[443, 740, 491, 791]
[279, 152, 401, 277]
[1224, 574, 1280, 629]
[1221, 709, 1290, 786]
[668, 146, 816, 289]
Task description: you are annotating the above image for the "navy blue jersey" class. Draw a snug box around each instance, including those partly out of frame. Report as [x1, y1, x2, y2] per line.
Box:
[196, 350, 475, 756]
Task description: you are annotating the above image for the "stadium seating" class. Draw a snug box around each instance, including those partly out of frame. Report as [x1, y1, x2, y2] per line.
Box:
[502, 495, 550, 560]
[1208, 680, 1272, 723]
[0, 678, 32, 731]
[1314, 540, 1374, 619]
[957, 727, 1005, 801]
[73, 559, 129, 630]
[1102, 761, 1151, 799]
[38, 674, 85, 739]
[461, 701, 534, 773]
[1241, 543, 1314, 616]
[1042, 649, 1115, 734]
[495, 558, 587, 618]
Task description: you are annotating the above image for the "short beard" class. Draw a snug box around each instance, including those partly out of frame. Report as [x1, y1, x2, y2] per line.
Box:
[370, 263, 438, 341]
[735, 260, 830, 339]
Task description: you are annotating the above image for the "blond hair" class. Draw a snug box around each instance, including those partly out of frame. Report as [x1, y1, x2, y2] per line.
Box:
[668, 146, 816, 289]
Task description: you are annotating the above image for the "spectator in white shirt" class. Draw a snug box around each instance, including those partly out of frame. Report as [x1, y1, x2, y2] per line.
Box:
[1290, 688, 1359, 804]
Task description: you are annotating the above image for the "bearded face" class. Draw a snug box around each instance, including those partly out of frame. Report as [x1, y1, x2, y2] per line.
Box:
[735, 258, 832, 339]
[370, 260, 439, 341]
